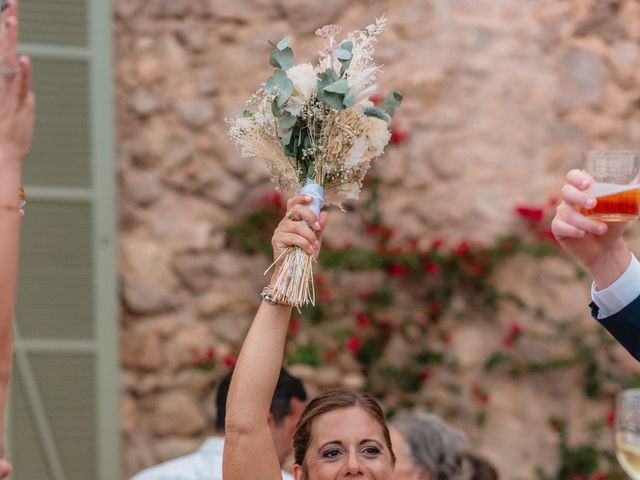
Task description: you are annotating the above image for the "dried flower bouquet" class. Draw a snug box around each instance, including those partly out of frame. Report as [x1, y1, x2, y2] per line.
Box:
[228, 15, 402, 308]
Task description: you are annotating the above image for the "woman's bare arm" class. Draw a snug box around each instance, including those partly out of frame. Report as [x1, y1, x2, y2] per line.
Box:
[223, 195, 327, 480]
[0, 0, 35, 475]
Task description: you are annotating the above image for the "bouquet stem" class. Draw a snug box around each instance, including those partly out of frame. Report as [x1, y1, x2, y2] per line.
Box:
[270, 246, 316, 309]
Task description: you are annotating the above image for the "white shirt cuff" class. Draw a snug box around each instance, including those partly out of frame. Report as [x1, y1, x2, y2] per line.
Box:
[592, 253, 640, 319]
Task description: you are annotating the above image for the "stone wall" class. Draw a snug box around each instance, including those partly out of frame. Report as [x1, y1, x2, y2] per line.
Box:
[115, 0, 640, 478]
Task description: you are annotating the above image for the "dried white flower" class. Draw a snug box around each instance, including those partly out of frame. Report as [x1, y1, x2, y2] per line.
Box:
[284, 63, 318, 116]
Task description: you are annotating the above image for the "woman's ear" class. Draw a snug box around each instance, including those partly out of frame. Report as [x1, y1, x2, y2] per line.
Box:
[292, 463, 305, 480]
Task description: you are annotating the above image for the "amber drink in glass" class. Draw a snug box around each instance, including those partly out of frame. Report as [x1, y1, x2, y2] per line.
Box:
[581, 150, 640, 222]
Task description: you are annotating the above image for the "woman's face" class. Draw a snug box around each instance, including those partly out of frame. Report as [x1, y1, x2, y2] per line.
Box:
[389, 427, 428, 480]
[293, 406, 394, 480]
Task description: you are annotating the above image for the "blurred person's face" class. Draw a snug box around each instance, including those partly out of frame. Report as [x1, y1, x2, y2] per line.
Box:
[292, 406, 394, 479]
[269, 396, 306, 465]
[390, 427, 429, 480]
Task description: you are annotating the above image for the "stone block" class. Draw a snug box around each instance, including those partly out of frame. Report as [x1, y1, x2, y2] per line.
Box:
[151, 390, 207, 436]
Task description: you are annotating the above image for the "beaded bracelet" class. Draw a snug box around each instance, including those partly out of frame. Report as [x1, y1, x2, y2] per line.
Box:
[0, 203, 24, 216]
[0, 185, 26, 216]
[261, 286, 279, 305]
[261, 286, 293, 306]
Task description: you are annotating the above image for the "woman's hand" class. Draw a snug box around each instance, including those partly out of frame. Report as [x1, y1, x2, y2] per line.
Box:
[271, 194, 329, 262]
[551, 169, 631, 288]
[0, 457, 11, 479]
[0, 0, 35, 167]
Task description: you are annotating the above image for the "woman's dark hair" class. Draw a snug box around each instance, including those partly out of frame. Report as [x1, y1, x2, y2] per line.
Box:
[293, 387, 396, 470]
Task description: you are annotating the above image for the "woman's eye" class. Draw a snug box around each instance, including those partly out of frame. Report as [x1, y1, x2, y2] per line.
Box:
[322, 449, 341, 459]
[362, 446, 381, 456]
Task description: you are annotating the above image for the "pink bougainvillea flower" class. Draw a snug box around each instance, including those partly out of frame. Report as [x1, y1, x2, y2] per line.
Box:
[472, 384, 490, 406]
[453, 240, 471, 256]
[430, 238, 444, 251]
[390, 128, 410, 145]
[515, 205, 544, 223]
[606, 408, 615, 428]
[369, 93, 384, 105]
[424, 262, 439, 275]
[224, 354, 236, 369]
[386, 263, 409, 277]
[355, 313, 372, 328]
[205, 346, 215, 360]
[503, 322, 523, 348]
[289, 317, 300, 335]
[538, 228, 559, 245]
[346, 335, 362, 353]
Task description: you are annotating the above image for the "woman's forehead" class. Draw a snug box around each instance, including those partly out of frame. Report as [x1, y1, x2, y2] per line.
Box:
[309, 406, 386, 444]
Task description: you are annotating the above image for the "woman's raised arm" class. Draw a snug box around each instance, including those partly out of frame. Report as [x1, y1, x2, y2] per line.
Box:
[223, 195, 327, 480]
[0, 0, 35, 476]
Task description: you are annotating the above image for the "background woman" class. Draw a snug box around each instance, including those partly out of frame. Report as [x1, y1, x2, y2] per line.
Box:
[223, 195, 396, 480]
[390, 414, 471, 480]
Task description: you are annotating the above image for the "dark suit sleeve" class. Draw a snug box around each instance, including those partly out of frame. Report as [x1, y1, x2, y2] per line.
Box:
[592, 295, 640, 361]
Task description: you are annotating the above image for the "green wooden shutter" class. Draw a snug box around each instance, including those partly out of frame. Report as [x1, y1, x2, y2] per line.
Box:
[6, 0, 119, 479]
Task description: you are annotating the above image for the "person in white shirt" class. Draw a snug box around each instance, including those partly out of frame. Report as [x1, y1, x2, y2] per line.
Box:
[130, 369, 306, 480]
[552, 168, 640, 360]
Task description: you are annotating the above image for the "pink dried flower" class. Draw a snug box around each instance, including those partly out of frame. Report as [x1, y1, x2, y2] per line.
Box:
[315, 24, 342, 52]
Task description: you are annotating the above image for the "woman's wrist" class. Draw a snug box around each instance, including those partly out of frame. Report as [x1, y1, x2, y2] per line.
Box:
[0, 150, 23, 168]
[0, 160, 22, 185]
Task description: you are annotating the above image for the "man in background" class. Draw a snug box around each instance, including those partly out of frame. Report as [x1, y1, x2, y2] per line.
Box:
[131, 368, 306, 480]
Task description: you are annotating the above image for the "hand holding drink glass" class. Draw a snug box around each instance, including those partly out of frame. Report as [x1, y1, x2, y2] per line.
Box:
[581, 150, 640, 221]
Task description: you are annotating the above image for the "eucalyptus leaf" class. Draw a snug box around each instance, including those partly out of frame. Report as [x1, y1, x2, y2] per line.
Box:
[242, 110, 255, 120]
[324, 79, 349, 94]
[276, 36, 291, 50]
[343, 91, 357, 108]
[276, 77, 294, 107]
[280, 129, 293, 147]
[269, 47, 294, 70]
[340, 40, 353, 52]
[323, 92, 347, 110]
[278, 112, 297, 129]
[265, 69, 288, 94]
[332, 48, 352, 61]
[316, 69, 340, 104]
[339, 58, 352, 77]
[380, 90, 403, 118]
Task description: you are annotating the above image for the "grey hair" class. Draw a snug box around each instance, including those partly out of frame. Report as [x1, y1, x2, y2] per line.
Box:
[391, 414, 472, 480]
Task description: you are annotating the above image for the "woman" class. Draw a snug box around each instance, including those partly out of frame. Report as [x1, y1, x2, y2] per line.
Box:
[390, 414, 471, 480]
[223, 195, 396, 479]
[0, 0, 36, 476]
